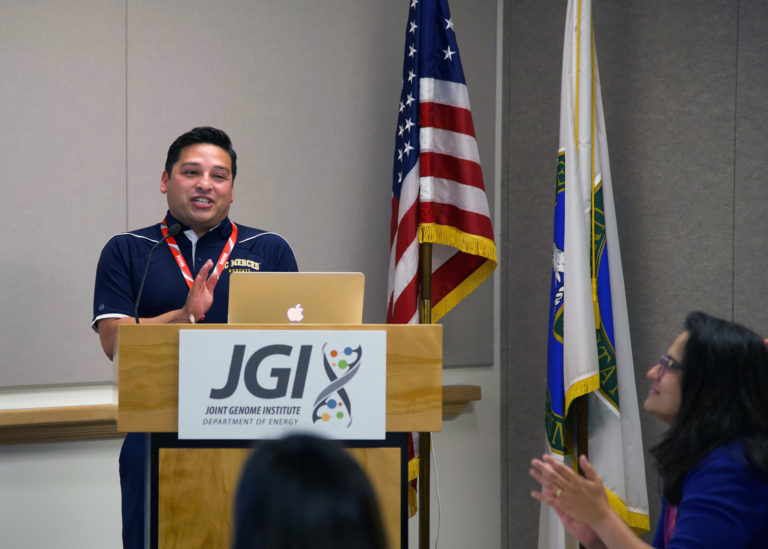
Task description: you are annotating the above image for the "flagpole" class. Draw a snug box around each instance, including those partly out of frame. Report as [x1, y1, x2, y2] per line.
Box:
[418, 242, 432, 549]
[576, 394, 588, 549]
[419, 243, 432, 324]
[388, 2, 497, 545]
[575, 393, 589, 464]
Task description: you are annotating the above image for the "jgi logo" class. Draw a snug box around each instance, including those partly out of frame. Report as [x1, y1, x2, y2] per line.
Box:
[210, 344, 312, 400]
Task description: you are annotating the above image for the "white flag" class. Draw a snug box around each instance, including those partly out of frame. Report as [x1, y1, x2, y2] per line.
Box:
[539, 1, 650, 546]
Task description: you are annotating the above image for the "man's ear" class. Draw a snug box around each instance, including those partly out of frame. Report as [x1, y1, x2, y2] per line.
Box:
[160, 170, 169, 194]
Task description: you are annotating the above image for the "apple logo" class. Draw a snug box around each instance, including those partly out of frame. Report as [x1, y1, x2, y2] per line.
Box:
[287, 304, 304, 322]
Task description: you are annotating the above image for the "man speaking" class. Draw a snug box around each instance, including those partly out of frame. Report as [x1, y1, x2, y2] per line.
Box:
[92, 127, 298, 548]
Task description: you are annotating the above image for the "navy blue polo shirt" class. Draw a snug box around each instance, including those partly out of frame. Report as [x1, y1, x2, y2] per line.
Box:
[93, 212, 297, 549]
[92, 211, 298, 327]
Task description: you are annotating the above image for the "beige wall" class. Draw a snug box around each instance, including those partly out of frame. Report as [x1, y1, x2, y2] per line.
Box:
[0, 1, 501, 548]
[0, 0, 496, 389]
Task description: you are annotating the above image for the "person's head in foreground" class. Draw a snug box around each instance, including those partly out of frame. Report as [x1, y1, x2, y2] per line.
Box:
[232, 434, 388, 549]
[530, 311, 768, 549]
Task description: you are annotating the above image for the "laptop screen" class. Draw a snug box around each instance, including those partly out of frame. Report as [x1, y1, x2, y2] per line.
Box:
[227, 272, 365, 324]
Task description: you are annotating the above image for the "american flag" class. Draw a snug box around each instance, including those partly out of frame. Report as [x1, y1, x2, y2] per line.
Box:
[386, 0, 497, 325]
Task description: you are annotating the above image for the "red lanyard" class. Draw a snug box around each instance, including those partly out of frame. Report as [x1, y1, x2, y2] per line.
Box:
[161, 218, 238, 289]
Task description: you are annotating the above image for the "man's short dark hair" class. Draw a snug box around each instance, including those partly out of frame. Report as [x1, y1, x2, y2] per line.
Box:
[165, 126, 238, 182]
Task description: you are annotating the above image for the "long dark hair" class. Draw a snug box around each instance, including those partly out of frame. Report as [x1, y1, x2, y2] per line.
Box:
[232, 434, 387, 549]
[650, 311, 768, 504]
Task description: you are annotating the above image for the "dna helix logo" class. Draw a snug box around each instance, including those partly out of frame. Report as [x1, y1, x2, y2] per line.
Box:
[312, 343, 362, 428]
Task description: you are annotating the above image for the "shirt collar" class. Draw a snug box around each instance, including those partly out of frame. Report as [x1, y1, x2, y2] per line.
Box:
[163, 211, 233, 240]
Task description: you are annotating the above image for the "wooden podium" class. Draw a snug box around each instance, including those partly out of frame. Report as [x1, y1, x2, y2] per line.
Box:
[116, 323, 442, 549]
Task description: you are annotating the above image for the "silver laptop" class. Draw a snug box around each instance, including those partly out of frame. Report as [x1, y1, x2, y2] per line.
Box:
[227, 272, 365, 324]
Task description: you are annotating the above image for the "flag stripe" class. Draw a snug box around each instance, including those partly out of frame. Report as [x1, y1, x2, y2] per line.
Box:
[419, 202, 494, 240]
[420, 152, 485, 190]
[389, 238, 419, 314]
[394, 200, 419, 264]
[420, 176, 492, 216]
[389, 268, 420, 324]
[420, 102, 476, 136]
[431, 251, 485, 302]
[420, 77, 471, 109]
[420, 127, 480, 163]
[389, 196, 400, 248]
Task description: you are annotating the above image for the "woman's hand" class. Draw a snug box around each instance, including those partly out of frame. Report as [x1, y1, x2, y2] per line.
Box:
[553, 506, 606, 549]
[531, 455, 652, 549]
[530, 454, 612, 528]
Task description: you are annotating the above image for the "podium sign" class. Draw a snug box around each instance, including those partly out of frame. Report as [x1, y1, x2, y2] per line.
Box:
[178, 329, 386, 440]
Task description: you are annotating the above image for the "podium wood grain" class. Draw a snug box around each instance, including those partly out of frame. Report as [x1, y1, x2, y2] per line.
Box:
[116, 323, 443, 433]
[118, 323, 440, 549]
[157, 446, 400, 549]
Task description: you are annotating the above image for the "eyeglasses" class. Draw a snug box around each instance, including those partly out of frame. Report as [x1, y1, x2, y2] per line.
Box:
[659, 354, 683, 377]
